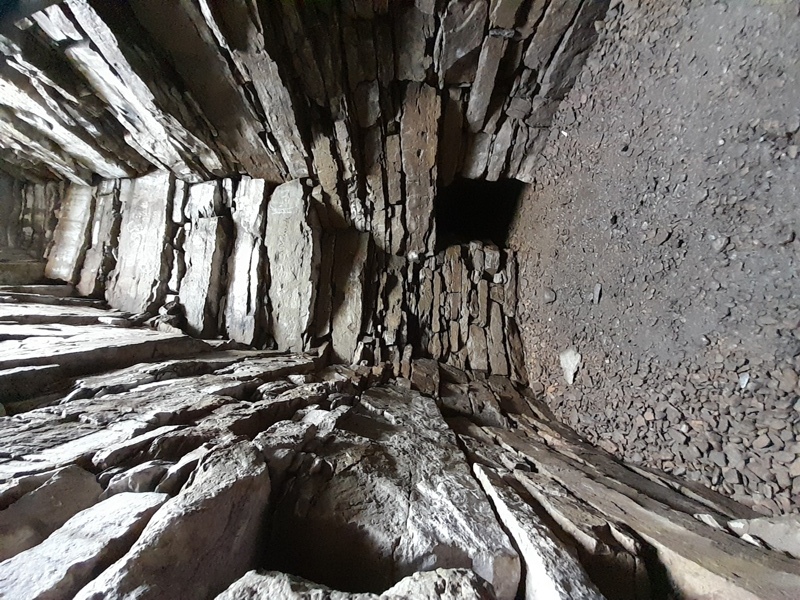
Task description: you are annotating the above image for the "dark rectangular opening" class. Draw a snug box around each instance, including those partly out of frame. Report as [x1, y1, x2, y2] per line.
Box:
[434, 177, 525, 251]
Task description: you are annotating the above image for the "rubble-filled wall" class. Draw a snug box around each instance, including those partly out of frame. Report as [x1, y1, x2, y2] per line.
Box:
[0, 0, 609, 256]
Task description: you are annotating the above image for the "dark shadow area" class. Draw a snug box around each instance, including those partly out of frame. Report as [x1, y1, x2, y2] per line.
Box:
[434, 177, 525, 251]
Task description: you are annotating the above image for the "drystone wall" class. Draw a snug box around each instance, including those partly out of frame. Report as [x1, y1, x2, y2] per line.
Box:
[2, 292, 800, 600]
[36, 172, 527, 377]
[0, 0, 608, 256]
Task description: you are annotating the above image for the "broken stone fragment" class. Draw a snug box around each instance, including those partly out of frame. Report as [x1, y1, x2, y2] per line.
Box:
[74, 441, 271, 600]
[214, 570, 375, 600]
[489, 0, 525, 28]
[155, 444, 212, 496]
[0, 492, 167, 600]
[467, 324, 489, 371]
[435, 0, 488, 85]
[0, 465, 101, 561]
[254, 420, 318, 458]
[410, 358, 441, 397]
[77, 180, 121, 297]
[487, 302, 509, 376]
[384, 567, 498, 599]
[559, 347, 581, 385]
[93, 425, 182, 470]
[0, 469, 60, 512]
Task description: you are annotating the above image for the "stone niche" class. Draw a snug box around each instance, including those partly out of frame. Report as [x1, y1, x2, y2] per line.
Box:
[434, 177, 527, 251]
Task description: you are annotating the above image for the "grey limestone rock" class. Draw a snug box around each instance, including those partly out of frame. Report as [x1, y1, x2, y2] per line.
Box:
[266, 180, 320, 353]
[0, 492, 167, 600]
[0, 465, 102, 561]
[74, 441, 271, 600]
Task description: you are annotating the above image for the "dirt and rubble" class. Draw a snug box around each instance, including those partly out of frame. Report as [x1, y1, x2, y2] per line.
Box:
[511, 0, 800, 515]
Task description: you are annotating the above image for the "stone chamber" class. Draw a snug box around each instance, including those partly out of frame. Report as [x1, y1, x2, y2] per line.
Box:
[0, 1, 799, 599]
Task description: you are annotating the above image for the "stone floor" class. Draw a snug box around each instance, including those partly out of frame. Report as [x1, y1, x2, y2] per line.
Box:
[2, 291, 799, 599]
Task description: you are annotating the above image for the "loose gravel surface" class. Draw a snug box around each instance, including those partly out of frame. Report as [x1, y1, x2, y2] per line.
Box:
[510, 0, 800, 515]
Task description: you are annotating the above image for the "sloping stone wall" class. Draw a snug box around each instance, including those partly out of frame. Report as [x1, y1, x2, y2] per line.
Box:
[0, 0, 609, 256]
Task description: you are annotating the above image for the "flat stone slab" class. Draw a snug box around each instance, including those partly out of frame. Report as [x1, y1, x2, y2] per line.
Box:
[0, 492, 167, 600]
[74, 441, 271, 600]
[0, 303, 126, 325]
[0, 325, 210, 402]
[474, 464, 602, 600]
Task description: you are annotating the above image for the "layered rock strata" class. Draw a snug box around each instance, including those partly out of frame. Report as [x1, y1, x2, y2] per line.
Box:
[1, 295, 799, 600]
[0, 0, 609, 255]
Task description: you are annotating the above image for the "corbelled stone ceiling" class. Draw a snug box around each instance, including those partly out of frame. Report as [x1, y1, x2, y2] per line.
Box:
[1, 1, 800, 599]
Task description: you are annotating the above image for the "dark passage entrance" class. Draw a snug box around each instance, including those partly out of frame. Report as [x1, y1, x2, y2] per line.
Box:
[434, 177, 525, 251]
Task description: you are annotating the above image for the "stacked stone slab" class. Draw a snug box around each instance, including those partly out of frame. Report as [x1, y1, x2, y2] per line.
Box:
[0, 0, 613, 366]
[1, 298, 799, 600]
[0, 0, 609, 255]
[38, 172, 527, 377]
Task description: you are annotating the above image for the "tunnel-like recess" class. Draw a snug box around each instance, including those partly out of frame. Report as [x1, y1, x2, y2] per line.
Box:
[434, 177, 526, 251]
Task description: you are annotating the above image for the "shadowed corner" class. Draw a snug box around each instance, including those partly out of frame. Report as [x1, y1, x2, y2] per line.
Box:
[434, 177, 526, 251]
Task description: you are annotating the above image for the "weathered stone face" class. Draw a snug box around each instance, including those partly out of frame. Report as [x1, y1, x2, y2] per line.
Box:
[1, 302, 798, 600]
[3, 2, 798, 600]
[104, 171, 174, 314]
